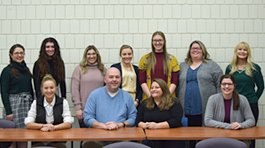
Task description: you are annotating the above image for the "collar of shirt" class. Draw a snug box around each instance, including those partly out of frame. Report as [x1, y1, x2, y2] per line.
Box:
[43, 96, 56, 107]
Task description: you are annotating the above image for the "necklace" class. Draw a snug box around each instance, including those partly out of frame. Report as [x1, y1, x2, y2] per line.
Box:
[237, 68, 245, 74]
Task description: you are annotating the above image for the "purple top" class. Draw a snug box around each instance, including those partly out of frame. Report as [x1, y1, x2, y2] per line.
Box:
[224, 98, 232, 123]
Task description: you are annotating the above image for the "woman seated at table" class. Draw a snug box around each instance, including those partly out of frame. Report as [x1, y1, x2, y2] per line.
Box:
[25, 74, 74, 148]
[205, 74, 255, 130]
[135, 78, 184, 148]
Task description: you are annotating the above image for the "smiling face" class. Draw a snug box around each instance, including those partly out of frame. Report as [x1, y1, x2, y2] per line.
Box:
[190, 43, 203, 61]
[151, 81, 163, 99]
[45, 42, 55, 57]
[41, 80, 57, 101]
[152, 35, 165, 53]
[121, 48, 133, 64]
[104, 68, 121, 93]
[221, 78, 235, 97]
[87, 49, 97, 64]
[10, 47, 24, 64]
[236, 45, 248, 60]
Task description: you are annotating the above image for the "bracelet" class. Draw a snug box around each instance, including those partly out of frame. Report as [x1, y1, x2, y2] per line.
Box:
[135, 99, 139, 103]
[41, 124, 44, 128]
[122, 122, 126, 127]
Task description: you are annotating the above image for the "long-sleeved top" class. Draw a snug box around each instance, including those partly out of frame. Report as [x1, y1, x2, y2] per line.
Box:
[111, 63, 142, 101]
[205, 93, 255, 129]
[0, 60, 33, 115]
[33, 60, 66, 99]
[25, 95, 74, 125]
[225, 63, 264, 103]
[135, 99, 183, 128]
[139, 52, 180, 99]
[177, 60, 223, 124]
[83, 87, 137, 128]
[71, 63, 106, 110]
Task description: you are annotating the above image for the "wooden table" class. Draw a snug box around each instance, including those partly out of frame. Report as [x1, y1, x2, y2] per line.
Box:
[1, 126, 265, 142]
[145, 126, 265, 140]
[0, 127, 146, 142]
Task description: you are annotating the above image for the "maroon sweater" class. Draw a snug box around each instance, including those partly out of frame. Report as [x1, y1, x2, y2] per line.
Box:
[139, 52, 178, 85]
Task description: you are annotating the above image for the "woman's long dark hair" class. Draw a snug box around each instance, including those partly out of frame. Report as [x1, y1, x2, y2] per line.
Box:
[9, 44, 32, 78]
[37, 37, 64, 81]
[220, 74, 239, 110]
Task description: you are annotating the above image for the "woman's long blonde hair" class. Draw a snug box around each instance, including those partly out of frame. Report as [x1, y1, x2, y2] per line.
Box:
[229, 42, 256, 77]
[79, 45, 105, 75]
[147, 31, 169, 75]
[145, 79, 178, 111]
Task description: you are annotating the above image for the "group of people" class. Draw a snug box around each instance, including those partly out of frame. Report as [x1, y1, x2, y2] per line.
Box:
[0, 31, 264, 148]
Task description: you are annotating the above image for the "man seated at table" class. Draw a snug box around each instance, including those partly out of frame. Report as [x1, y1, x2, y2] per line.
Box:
[83, 67, 137, 147]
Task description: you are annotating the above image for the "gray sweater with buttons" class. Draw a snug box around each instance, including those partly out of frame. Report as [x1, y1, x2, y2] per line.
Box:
[176, 60, 223, 125]
[204, 93, 255, 129]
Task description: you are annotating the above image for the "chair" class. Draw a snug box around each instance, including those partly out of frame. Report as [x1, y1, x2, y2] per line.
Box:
[195, 137, 248, 148]
[181, 117, 188, 127]
[102, 141, 151, 148]
[181, 117, 189, 148]
[0, 118, 16, 148]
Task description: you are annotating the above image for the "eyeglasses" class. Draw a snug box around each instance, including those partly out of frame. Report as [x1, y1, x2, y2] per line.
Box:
[13, 52, 25, 56]
[152, 39, 164, 43]
[87, 53, 96, 56]
[221, 83, 234, 86]
[191, 47, 201, 50]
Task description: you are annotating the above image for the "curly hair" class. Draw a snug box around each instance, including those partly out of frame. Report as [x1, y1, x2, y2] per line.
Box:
[145, 79, 178, 111]
[79, 45, 105, 75]
[9, 44, 32, 78]
[37, 37, 64, 81]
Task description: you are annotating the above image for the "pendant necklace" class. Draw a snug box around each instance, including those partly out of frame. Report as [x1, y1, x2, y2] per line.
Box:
[237, 67, 245, 74]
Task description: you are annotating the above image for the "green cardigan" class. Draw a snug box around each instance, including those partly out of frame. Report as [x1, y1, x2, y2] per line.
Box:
[225, 63, 264, 103]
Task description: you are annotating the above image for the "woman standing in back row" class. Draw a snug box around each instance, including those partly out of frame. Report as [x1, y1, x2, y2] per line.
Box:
[139, 31, 180, 100]
[33, 37, 66, 99]
[111, 45, 142, 107]
[177, 40, 223, 148]
[71, 45, 106, 128]
[225, 41, 264, 148]
[0, 44, 34, 148]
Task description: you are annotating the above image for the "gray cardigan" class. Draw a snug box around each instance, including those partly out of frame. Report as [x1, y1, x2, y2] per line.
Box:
[176, 60, 223, 125]
[205, 93, 255, 129]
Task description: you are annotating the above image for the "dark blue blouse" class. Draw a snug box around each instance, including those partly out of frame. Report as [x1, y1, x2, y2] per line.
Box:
[184, 65, 202, 115]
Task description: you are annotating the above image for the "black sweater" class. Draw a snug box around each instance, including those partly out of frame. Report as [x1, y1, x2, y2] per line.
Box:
[33, 60, 66, 99]
[135, 99, 183, 128]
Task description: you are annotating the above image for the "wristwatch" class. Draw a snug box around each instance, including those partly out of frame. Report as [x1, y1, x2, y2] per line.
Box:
[122, 122, 126, 127]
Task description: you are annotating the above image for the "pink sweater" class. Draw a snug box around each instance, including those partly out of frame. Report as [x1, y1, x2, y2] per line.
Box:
[71, 63, 106, 110]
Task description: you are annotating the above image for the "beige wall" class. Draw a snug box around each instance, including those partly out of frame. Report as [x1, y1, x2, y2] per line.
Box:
[0, 0, 265, 147]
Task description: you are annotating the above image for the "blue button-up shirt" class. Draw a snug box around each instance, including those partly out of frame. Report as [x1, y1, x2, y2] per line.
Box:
[184, 66, 202, 115]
